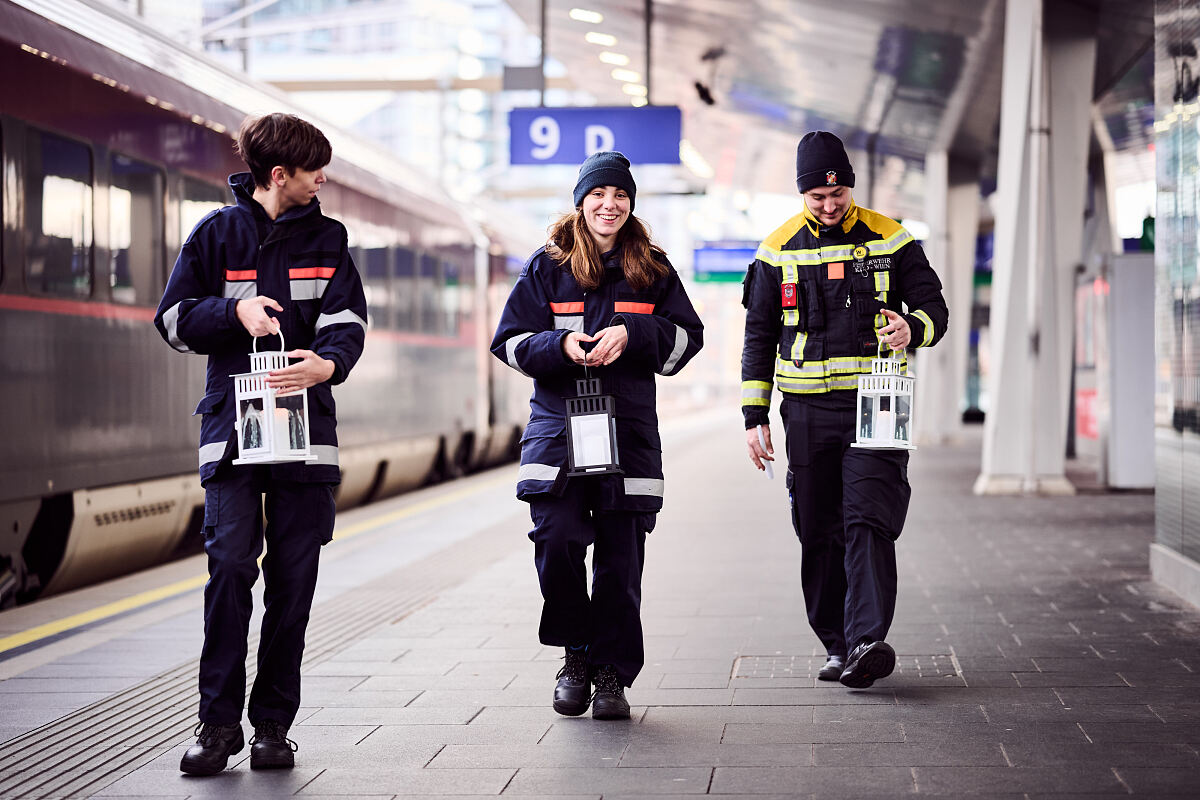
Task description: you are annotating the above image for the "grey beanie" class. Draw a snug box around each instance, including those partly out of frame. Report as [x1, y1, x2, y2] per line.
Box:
[573, 151, 636, 211]
[795, 131, 855, 194]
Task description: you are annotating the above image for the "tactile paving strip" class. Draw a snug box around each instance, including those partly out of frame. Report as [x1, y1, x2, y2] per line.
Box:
[732, 653, 962, 679]
[0, 526, 515, 799]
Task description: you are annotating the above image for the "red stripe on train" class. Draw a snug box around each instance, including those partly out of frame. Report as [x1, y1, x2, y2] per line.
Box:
[549, 301, 584, 313]
[0, 293, 156, 321]
[613, 301, 654, 314]
[289, 267, 337, 279]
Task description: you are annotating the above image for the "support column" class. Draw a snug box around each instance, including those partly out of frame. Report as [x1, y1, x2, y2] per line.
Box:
[918, 152, 981, 445]
[974, 0, 1096, 495]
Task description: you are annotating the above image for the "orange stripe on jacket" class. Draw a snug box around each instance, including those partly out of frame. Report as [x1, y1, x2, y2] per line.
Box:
[290, 267, 337, 279]
[550, 301, 584, 313]
[614, 301, 654, 314]
[225, 269, 257, 280]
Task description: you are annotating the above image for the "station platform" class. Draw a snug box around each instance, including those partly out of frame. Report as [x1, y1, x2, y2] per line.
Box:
[0, 410, 1194, 798]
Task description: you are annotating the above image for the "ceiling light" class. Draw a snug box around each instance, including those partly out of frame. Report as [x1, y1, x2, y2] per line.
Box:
[611, 68, 641, 83]
[585, 32, 617, 46]
[569, 8, 604, 24]
[622, 84, 647, 97]
[599, 51, 629, 66]
[679, 139, 714, 179]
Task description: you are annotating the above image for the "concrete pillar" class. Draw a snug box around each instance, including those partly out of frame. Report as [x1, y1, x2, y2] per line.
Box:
[974, 0, 1096, 495]
[916, 154, 979, 445]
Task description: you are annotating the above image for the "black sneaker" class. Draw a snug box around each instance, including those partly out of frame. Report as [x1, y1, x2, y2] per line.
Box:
[553, 647, 591, 716]
[839, 641, 896, 689]
[249, 720, 297, 770]
[180, 722, 244, 776]
[591, 665, 630, 720]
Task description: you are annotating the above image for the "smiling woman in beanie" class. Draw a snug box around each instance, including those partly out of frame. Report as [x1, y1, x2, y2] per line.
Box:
[740, 130, 949, 690]
[489, 151, 704, 720]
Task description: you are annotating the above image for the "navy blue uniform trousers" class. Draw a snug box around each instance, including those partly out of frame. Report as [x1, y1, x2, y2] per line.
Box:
[528, 477, 654, 688]
[781, 393, 911, 657]
[199, 464, 335, 727]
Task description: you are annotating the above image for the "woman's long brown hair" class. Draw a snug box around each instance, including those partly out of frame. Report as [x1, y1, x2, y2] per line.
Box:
[545, 211, 669, 291]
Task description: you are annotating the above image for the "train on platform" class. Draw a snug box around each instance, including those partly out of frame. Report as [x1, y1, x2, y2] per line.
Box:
[0, 0, 536, 606]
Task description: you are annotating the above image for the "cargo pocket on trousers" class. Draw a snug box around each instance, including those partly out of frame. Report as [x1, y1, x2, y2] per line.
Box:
[202, 486, 220, 543]
[785, 469, 802, 541]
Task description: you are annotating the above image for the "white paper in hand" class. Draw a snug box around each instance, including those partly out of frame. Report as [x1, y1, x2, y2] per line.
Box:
[757, 426, 774, 480]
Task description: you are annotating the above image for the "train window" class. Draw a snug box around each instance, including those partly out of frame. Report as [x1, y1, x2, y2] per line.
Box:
[418, 253, 439, 334]
[109, 154, 164, 305]
[24, 130, 93, 297]
[179, 177, 228, 246]
[394, 247, 416, 330]
[441, 260, 461, 337]
[362, 246, 390, 330]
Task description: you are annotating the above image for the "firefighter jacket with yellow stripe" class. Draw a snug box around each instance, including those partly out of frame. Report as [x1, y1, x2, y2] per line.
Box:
[154, 172, 368, 484]
[740, 201, 948, 428]
[490, 245, 704, 512]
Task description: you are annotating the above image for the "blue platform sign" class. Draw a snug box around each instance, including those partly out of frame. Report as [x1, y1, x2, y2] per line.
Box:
[693, 241, 758, 283]
[509, 106, 681, 165]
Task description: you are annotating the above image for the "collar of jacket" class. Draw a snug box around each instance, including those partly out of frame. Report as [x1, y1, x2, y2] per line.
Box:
[228, 171, 323, 229]
[801, 199, 859, 239]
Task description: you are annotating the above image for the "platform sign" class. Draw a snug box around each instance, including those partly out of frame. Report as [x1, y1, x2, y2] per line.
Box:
[509, 106, 681, 165]
[693, 241, 758, 283]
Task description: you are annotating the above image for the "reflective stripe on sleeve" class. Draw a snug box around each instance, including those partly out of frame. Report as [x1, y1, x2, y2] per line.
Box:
[549, 301, 584, 313]
[741, 380, 772, 406]
[518, 462, 561, 482]
[912, 309, 935, 346]
[624, 478, 664, 497]
[553, 315, 585, 332]
[198, 441, 226, 467]
[315, 309, 368, 332]
[660, 325, 688, 375]
[162, 301, 197, 354]
[309, 444, 339, 466]
[505, 332, 534, 376]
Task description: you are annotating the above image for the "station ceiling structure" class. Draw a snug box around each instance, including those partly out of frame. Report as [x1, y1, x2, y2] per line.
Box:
[505, 0, 1154, 219]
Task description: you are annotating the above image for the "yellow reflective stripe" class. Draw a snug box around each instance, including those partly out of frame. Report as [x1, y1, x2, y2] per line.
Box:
[743, 397, 771, 406]
[874, 271, 890, 291]
[780, 263, 800, 326]
[866, 229, 914, 256]
[741, 380, 773, 407]
[791, 330, 807, 361]
[776, 355, 876, 378]
[743, 380, 772, 390]
[912, 309, 935, 346]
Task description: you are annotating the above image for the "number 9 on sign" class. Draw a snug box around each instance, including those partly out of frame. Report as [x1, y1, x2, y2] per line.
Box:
[530, 116, 560, 159]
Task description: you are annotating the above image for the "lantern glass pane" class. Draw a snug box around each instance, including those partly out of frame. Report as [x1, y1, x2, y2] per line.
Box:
[570, 413, 614, 467]
[240, 398, 266, 451]
[859, 394, 874, 440]
[276, 393, 307, 451]
[896, 394, 911, 442]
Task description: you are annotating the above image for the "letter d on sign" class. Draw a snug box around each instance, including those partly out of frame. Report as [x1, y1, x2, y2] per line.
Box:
[585, 125, 615, 156]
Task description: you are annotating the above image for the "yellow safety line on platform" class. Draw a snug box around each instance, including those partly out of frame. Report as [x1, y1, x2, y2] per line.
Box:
[0, 477, 509, 655]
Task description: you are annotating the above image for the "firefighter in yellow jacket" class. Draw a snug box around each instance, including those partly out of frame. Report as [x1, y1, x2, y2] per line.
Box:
[741, 131, 948, 689]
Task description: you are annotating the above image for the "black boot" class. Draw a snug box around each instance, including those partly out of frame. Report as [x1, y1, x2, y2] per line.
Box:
[553, 647, 591, 716]
[591, 665, 630, 720]
[249, 720, 297, 769]
[179, 722, 244, 776]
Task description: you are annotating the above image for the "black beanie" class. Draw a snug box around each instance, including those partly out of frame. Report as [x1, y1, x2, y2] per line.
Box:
[573, 151, 636, 211]
[795, 131, 855, 194]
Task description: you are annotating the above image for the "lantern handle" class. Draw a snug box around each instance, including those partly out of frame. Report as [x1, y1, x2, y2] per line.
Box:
[876, 336, 909, 374]
[252, 329, 286, 354]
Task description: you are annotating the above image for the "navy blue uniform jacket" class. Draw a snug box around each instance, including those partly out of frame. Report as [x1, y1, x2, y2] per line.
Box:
[154, 173, 367, 484]
[490, 246, 704, 513]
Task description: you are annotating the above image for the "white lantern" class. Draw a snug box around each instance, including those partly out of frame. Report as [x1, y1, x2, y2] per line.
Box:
[231, 333, 316, 465]
[565, 378, 621, 475]
[852, 342, 916, 451]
